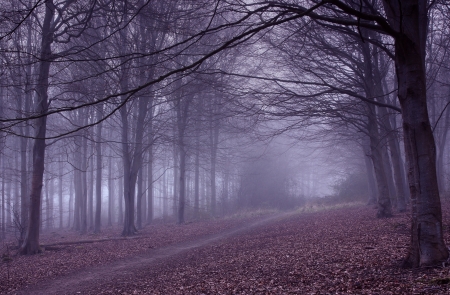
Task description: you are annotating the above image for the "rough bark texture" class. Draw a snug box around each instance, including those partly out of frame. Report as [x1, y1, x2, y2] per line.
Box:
[382, 0, 448, 267]
[19, 1, 54, 255]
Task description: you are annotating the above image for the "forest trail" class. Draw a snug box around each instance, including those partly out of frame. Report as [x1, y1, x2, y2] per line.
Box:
[15, 212, 290, 295]
[8, 205, 450, 294]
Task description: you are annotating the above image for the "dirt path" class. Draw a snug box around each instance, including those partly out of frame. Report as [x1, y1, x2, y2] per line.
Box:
[16, 213, 290, 295]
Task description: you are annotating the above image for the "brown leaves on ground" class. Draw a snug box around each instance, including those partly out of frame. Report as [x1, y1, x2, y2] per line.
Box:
[2, 204, 450, 294]
[0, 216, 248, 294]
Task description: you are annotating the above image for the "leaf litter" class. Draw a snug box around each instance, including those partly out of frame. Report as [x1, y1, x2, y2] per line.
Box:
[1, 204, 450, 294]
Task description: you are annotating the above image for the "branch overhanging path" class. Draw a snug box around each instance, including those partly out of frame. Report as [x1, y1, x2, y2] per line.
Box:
[0, 1, 397, 139]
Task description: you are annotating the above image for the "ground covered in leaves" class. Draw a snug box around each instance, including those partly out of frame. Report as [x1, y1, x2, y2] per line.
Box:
[2, 204, 450, 294]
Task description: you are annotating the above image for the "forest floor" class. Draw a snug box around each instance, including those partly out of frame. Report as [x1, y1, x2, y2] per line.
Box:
[2, 203, 450, 294]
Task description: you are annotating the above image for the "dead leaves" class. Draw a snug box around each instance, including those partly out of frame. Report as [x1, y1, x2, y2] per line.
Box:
[89, 206, 450, 295]
[2, 204, 450, 294]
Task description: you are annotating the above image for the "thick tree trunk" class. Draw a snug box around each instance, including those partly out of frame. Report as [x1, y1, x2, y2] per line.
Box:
[121, 165, 137, 236]
[19, 14, 33, 244]
[19, 1, 54, 254]
[19, 97, 29, 243]
[175, 93, 191, 224]
[120, 103, 136, 235]
[382, 0, 449, 267]
[120, 92, 148, 235]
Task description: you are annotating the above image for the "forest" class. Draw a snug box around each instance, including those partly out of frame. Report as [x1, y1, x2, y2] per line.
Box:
[1, 0, 450, 293]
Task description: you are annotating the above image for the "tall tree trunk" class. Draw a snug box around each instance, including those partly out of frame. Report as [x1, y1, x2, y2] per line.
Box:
[363, 144, 377, 205]
[382, 0, 448, 267]
[118, 161, 123, 225]
[178, 145, 186, 224]
[209, 109, 220, 217]
[88, 156, 94, 231]
[107, 155, 114, 227]
[147, 148, 153, 224]
[59, 160, 63, 229]
[136, 164, 143, 230]
[375, 51, 408, 212]
[73, 144, 81, 231]
[173, 141, 179, 216]
[68, 173, 73, 228]
[47, 176, 54, 229]
[141, 157, 147, 224]
[20, 1, 54, 254]
[162, 166, 168, 219]
[175, 89, 191, 224]
[194, 134, 200, 218]
[435, 108, 450, 193]
[120, 93, 149, 235]
[360, 35, 392, 218]
[80, 125, 88, 234]
[94, 105, 103, 233]
[1, 162, 5, 240]
[120, 103, 136, 235]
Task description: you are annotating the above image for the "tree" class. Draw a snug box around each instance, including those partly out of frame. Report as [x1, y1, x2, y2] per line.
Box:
[254, 0, 448, 267]
[215, 0, 447, 267]
[381, 0, 448, 267]
[19, 0, 56, 254]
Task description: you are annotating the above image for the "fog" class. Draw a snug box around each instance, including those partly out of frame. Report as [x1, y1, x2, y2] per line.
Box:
[0, 2, 447, 269]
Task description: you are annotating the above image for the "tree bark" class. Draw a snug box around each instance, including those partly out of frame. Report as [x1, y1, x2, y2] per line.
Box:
[80, 117, 88, 234]
[360, 34, 392, 217]
[373, 50, 408, 212]
[147, 147, 154, 224]
[363, 144, 377, 205]
[194, 132, 200, 218]
[107, 154, 114, 227]
[94, 105, 103, 233]
[19, 1, 54, 254]
[68, 174, 73, 228]
[136, 164, 143, 229]
[178, 145, 186, 224]
[382, 0, 449, 267]
[59, 160, 63, 229]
